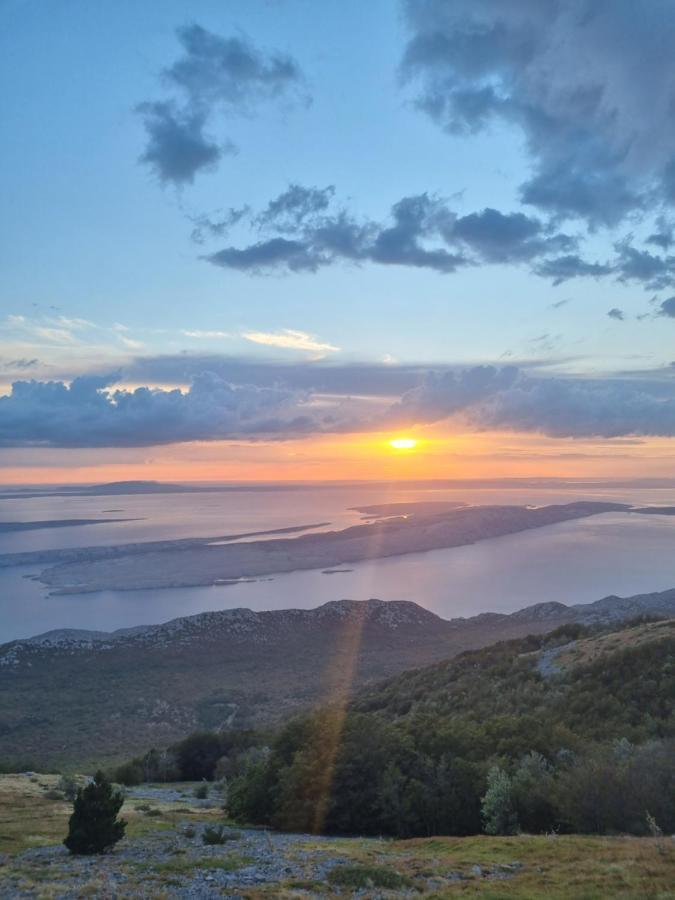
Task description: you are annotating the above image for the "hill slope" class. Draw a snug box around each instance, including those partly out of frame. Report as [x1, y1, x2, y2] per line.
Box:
[2, 588, 675, 769]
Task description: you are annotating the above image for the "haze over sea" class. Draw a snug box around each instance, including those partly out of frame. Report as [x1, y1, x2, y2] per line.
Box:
[2, 480, 675, 643]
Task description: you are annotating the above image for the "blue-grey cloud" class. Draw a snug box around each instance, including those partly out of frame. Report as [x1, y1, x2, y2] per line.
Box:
[5, 363, 675, 446]
[401, 0, 675, 227]
[201, 188, 586, 275]
[607, 308, 624, 321]
[166, 24, 303, 109]
[615, 244, 675, 291]
[658, 296, 675, 318]
[138, 25, 305, 186]
[137, 102, 228, 185]
[206, 237, 326, 273]
[391, 365, 675, 438]
[533, 254, 614, 285]
[0, 373, 326, 448]
[256, 184, 335, 232]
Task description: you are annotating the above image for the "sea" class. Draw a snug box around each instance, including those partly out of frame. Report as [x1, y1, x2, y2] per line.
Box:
[2, 480, 675, 642]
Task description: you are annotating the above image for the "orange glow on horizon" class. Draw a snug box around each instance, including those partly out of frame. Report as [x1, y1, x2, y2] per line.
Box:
[3, 428, 675, 485]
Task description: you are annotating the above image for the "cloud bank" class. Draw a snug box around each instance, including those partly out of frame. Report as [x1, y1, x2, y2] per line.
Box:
[4, 364, 675, 447]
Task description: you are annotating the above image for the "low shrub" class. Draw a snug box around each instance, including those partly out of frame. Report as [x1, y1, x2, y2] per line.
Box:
[202, 825, 239, 845]
[327, 864, 412, 890]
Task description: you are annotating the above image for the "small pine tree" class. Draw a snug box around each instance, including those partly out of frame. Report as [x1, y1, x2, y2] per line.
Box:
[481, 766, 519, 835]
[64, 770, 126, 855]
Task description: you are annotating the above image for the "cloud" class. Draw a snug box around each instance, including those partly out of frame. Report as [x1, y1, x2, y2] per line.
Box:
[607, 308, 624, 321]
[200, 185, 675, 287]
[391, 366, 675, 438]
[401, 0, 675, 227]
[533, 254, 614, 285]
[6, 363, 675, 446]
[203, 190, 469, 274]
[658, 297, 675, 318]
[182, 330, 231, 339]
[165, 24, 303, 109]
[256, 184, 335, 232]
[206, 237, 326, 273]
[0, 373, 323, 448]
[138, 25, 305, 186]
[242, 329, 340, 356]
[137, 101, 227, 185]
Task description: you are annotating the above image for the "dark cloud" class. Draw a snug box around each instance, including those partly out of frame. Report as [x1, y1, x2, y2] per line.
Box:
[206, 237, 326, 273]
[138, 25, 305, 186]
[646, 217, 674, 250]
[533, 254, 613, 285]
[6, 363, 675, 446]
[607, 308, 624, 321]
[658, 296, 675, 318]
[256, 184, 335, 232]
[449, 207, 575, 262]
[166, 24, 303, 109]
[200, 188, 588, 276]
[615, 244, 675, 291]
[137, 102, 228, 185]
[0, 373, 325, 448]
[401, 0, 675, 226]
[392, 366, 675, 439]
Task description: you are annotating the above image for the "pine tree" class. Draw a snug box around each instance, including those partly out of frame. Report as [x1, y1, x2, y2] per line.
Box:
[64, 770, 127, 854]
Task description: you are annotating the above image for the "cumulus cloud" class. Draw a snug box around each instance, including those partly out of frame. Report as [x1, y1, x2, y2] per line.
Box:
[137, 101, 227, 185]
[401, 0, 675, 227]
[391, 365, 675, 438]
[138, 25, 305, 185]
[0, 373, 323, 448]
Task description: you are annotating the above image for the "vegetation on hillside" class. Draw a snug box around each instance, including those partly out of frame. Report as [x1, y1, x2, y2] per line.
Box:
[113, 619, 675, 839]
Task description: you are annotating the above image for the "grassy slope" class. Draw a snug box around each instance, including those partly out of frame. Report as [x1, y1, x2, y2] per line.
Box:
[0, 775, 673, 898]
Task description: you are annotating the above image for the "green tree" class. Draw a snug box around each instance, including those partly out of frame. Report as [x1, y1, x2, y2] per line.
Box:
[64, 770, 126, 855]
[481, 766, 518, 835]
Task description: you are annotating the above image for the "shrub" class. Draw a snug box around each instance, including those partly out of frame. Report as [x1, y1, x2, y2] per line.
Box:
[44, 789, 65, 801]
[194, 783, 209, 800]
[202, 825, 239, 845]
[64, 770, 126, 855]
[327, 865, 411, 890]
[57, 774, 79, 801]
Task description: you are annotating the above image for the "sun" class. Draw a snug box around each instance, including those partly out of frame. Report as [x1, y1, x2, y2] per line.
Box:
[389, 437, 417, 450]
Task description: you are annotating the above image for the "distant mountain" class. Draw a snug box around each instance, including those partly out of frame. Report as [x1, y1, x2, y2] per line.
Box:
[1, 590, 674, 770]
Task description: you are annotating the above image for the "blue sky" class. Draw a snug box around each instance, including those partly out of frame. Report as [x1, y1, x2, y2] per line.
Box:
[2, 0, 675, 479]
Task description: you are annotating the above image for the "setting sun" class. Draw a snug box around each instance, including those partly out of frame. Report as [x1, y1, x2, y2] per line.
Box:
[389, 437, 417, 450]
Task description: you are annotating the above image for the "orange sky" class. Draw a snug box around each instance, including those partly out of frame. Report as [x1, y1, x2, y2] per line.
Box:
[4, 427, 675, 485]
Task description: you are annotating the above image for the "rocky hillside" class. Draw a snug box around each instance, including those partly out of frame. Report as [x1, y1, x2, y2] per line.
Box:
[1, 590, 675, 770]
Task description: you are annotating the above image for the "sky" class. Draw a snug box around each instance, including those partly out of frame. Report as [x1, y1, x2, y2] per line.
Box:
[2, 0, 675, 483]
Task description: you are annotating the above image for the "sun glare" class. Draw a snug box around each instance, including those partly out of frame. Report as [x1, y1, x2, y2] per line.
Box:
[389, 437, 417, 450]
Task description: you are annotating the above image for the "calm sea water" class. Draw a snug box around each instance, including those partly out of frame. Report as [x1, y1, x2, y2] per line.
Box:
[2, 483, 675, 642]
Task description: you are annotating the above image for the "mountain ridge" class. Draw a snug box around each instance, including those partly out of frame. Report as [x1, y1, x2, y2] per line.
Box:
[2, 589, 674, 769]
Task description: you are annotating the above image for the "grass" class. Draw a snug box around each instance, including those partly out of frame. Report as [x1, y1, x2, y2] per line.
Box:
[327, 863, 413, 890]
[0, 775, 673, 898]
[0, 774, 221, 856]
[152, 854, 252, 876]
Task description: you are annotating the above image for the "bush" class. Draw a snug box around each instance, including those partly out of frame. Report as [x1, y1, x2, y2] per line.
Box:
[64, 771, 126, 855]
[327, 865, 412, 890]
[44, 789, 65, 801]
[57, 774, 79, 801]
[202, 825, 239, 845]
[194, 783, 209, 799]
